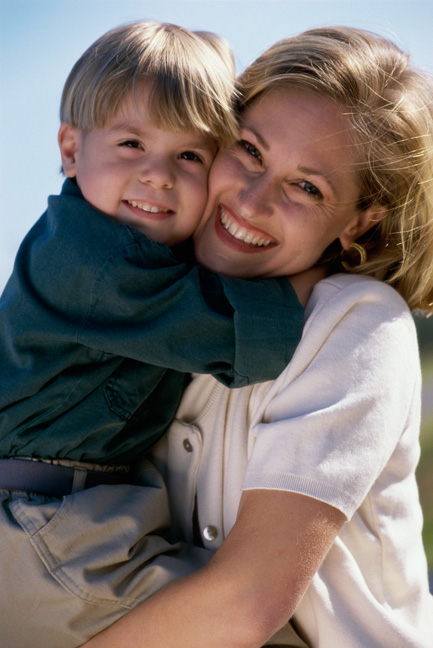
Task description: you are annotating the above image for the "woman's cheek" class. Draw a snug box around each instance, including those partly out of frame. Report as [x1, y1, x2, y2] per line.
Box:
[208, 150, 240, 191]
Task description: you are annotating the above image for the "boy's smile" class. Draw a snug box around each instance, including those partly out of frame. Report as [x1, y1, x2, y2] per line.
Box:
[58, 86, 217, 247]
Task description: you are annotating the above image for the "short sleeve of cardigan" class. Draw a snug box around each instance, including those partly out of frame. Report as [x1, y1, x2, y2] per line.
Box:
[243, 275, 421, 519]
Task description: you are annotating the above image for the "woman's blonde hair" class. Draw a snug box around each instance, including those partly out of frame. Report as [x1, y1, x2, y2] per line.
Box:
[60, 21, 238, 148]
[237, 27, 433, 312]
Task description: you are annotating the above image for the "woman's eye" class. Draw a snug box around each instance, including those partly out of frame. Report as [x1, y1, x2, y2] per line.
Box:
[299, 180, 323, 199]
[238, 139, 262, 161]
[179, 151, 202, 162]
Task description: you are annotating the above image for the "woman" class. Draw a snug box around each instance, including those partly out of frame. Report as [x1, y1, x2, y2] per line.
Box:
[84, 26, 433, 647]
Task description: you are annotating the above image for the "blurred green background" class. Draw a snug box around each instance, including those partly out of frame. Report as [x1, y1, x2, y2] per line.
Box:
[415, 315, 433, 576]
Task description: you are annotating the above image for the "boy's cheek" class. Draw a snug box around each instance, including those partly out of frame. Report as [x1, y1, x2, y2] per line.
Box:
[193, 198, 214, 238]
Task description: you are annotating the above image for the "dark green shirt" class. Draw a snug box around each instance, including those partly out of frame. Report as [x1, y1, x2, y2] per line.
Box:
[0, 180, 303, 464]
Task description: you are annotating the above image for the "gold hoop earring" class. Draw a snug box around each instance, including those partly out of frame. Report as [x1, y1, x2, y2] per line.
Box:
[341, 242, 367, 271]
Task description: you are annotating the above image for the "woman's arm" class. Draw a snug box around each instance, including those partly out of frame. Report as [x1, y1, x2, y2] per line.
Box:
[82, 489, 345, 648]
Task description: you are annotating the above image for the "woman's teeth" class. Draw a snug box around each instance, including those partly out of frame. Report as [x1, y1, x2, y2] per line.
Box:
[128, 200, 170, 214]
[220, 208, 274, 247]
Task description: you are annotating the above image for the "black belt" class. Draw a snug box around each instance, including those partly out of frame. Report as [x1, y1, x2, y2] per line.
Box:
[0, 458, 132, 497]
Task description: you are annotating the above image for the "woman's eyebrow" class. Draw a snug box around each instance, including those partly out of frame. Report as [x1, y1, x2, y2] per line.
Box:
[298, 165, 337, 197]
[242, 126, 269, 151]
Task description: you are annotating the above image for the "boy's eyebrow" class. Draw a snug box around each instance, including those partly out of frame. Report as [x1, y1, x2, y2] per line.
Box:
[108, 122, 146, 137]
[109, 121, 215, 151]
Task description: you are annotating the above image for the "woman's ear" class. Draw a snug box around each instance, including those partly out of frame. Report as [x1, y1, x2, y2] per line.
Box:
[58, 123, 81, 178]
[339, 205, 387, 250]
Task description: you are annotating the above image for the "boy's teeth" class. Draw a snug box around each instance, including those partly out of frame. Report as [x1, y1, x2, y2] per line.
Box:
[220, 208, 274, 247]
[128, 200, 169, 213]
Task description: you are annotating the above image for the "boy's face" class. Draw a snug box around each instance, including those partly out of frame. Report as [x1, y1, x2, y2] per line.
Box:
[59, 86, 217, 246]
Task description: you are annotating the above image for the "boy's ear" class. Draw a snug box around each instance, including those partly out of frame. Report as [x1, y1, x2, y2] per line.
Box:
[339, 205, 387, 250]
[58, 123, 81, 178]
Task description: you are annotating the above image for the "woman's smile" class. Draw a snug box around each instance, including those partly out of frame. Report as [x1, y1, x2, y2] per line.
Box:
[217, 205, 277, 250]
[193, 87, 373, 279]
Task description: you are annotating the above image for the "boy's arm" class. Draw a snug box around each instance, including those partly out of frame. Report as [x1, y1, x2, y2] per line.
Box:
[79, 238, 305, 386]
[12, 187, 305, 388]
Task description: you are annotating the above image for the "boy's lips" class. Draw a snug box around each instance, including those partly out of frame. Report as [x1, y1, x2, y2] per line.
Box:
[216, 205, 277, 249]
[125, 199, 175, 218]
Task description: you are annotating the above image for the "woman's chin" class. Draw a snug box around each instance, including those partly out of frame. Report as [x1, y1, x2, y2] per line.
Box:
[194, 250, 250, 278]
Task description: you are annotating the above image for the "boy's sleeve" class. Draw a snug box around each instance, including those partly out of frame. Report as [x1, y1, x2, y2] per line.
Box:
[81, 239, 304, 387]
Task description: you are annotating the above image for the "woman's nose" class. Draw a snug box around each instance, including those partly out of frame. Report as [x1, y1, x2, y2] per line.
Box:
[139, 155, 175, 189]
[237, 176, 274, 219]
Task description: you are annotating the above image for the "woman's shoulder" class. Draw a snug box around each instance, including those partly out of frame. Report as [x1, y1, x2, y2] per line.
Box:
[302, 273, 417, 354]
[307, 273, 412, 319]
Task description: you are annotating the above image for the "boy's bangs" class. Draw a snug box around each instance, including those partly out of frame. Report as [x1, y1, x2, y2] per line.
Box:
[141, 73, 237, 147]
[144, 75, 217, 132]
[61, 21, 239, 147]
[86, 71, 237, 148]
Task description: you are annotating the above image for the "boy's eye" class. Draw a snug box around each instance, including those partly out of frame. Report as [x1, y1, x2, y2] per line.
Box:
[179, 151, 202, 162]
[120, 140, 143, 149]
[238, 139, 262, 161]
[298, 180, 323, 199]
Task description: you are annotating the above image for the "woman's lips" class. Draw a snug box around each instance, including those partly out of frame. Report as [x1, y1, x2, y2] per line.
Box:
[216, 205, 277, 250]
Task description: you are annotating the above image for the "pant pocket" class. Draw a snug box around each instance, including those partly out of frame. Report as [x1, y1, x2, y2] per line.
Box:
[10, 478, 178, 608]
[10, 464, 212, 611]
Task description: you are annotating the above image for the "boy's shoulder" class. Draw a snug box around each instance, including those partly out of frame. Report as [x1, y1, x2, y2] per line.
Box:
[3, 179, 183, 318]
[6, 179, 181, 298]
[47, 179, 136, 251]
[40, 179, 177, 269]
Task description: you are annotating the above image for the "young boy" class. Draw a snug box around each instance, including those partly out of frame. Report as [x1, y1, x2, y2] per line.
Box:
[0, 20, 303, 474]
[0, 22, 303, 646]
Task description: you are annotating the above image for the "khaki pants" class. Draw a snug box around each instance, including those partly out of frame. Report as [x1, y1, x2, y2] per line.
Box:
[0, 459, 210, 648]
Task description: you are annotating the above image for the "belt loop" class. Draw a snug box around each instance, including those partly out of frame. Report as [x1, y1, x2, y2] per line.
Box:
[71, 468, 87, 493]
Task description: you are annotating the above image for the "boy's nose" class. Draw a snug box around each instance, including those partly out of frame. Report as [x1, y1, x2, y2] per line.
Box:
[139, 156, 175, 189]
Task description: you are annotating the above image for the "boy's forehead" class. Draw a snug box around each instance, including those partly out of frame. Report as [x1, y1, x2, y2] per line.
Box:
[107, 90, 218, 151]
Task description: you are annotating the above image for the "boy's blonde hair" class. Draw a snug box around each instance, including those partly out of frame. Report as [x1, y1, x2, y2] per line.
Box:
[237, 27, 433, 312]
[60, 21, 238, 148]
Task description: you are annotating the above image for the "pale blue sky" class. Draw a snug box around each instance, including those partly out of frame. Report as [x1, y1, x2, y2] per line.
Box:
[1, 0, 433, 290]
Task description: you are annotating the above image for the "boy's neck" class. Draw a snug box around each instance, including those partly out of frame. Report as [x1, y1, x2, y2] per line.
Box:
[171, 239, 195, 265]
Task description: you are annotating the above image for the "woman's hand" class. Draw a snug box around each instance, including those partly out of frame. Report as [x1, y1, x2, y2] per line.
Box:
[81, 489, 345, 648]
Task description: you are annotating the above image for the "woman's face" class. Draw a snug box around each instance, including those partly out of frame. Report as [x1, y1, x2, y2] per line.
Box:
[193, 87, 369, 278]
